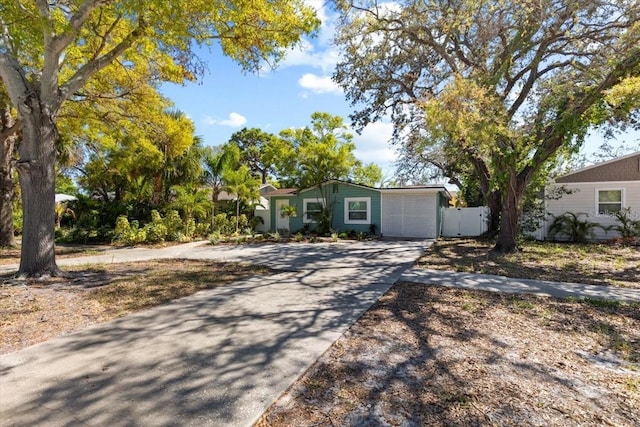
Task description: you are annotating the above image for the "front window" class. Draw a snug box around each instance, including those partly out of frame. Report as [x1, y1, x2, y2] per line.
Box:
[597, 189, 622, 215]
[344, 197, 370, 224]
[304, 199, 324, 223]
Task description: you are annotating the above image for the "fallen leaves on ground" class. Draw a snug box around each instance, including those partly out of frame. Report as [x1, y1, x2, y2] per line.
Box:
[0, 259, 267, 354]
[416, 239, 640, 288]
[258, 283, 639, 427]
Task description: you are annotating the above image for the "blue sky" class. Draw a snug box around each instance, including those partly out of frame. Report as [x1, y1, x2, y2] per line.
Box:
[159, 1, 402, 179]
[160, 1, 639, 181]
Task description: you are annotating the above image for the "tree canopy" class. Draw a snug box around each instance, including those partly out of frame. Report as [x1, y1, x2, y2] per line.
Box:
[0, 0, 320, 276]
[273, 112, 359, 188]
[334, 0, 640, 252]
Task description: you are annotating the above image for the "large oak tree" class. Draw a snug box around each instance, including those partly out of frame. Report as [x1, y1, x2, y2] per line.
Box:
[333, 0, 640, 252]
[0, 0, 319, 276]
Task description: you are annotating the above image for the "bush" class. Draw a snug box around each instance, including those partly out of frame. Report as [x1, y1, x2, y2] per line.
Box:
[195, 222, 211, 237]
[611, 207, 640, 239]
[269, 231, 281, 242]
[57, 226, 114, 244]
[184, 218, 196, 239]
[114, 215, 131, 242]
[114, 216, 147, 245]
[548, 212, 604, 243]
[142, 210, 168, 243]
[143, 222, 167, 243]
[209, 231, 222, 245]
[164, 210, 183, 241]
[237, 214, 249, 231]
[213, 213, 234, 235]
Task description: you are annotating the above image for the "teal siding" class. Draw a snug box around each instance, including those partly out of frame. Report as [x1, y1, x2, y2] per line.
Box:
[435, 192, 450, 236]
[268, 183, 382, 234]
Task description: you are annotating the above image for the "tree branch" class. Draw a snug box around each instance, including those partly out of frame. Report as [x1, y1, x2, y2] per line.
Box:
[58, 17, 147, 108]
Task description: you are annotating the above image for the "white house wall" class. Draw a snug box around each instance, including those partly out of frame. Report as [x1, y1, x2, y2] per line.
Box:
[545, 181, 640, 240]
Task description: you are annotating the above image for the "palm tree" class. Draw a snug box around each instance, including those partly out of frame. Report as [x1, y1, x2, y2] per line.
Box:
[169, 185, 211, 238]
[201, 144, 240, 223]
[223, 165, 261, 233]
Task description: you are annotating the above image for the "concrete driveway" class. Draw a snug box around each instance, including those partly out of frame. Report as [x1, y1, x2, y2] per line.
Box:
[0, 239, 432, 426]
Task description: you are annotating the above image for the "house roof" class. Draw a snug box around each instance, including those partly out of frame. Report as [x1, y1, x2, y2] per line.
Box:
[216, 190, 237, 201]
[264, 179, 451, 198]
[556, 151, 640, 183]
[263, 188, 298, 197]
[379, 186, 452, 198]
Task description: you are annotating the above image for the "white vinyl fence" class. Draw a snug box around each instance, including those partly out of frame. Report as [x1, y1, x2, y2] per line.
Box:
[441, 207, 490, 237]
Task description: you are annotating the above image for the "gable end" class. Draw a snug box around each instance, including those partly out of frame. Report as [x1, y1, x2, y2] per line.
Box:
[557, 153, 640, 183]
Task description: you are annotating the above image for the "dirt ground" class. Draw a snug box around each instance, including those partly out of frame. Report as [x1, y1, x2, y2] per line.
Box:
[1, 241, 638, 426]
[258, 284, 639, 427]
[0, 259, 264, 354]
[416, 239, 640, 289]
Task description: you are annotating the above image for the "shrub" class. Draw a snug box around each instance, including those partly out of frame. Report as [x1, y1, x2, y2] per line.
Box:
[611, 207, 640, 239]
[548, 212, 604, 243]
[250, 215, 264, 231]
[164, 210, 183, 241]
[331, 232, 339, 242]
[209, 232, 222, 245]
[143, 210, 167, 243]
[114, 217, 147, 245]
[195, 222, 211, 237]
[293, 232, 304, 242]
[114, 216, 131, 242]
[269, 231, 281, 242]
[184, 218, 196, 239]
[213, 213, 234, 235]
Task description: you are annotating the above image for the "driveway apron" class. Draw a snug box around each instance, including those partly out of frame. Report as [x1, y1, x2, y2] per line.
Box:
[0, 240, 431, 427]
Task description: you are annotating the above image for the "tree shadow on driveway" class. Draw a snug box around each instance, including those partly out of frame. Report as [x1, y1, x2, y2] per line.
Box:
[0, 240, 429, 426]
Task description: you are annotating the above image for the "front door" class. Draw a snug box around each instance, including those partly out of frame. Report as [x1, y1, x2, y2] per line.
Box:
[275, 199, 290, 232]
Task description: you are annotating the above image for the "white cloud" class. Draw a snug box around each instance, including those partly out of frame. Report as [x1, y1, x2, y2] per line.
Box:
[352, 121, 398, 173]
[203, 115, 217, 126]
[298, 73, 342, 95]
[278, 1, 340, 73]
[203, 112, 248, 128]
[221, 112, 248, 127]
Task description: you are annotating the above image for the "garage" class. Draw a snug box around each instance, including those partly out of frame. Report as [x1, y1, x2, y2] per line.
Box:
[380, 190, 440, 238]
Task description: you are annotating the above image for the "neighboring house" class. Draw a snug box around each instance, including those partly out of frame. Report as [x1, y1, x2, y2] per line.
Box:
[543, 151, 640, 240]
[213, 184, 275, 233]
[253, 184, 277, 233]
[264, 180, 451, 239]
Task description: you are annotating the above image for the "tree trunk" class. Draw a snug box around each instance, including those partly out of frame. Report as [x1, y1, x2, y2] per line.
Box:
[0, 106, 17, 247]
[485, 190, 502, 236]
[16, 113, 61, 277]
[492, 172, 527, 254]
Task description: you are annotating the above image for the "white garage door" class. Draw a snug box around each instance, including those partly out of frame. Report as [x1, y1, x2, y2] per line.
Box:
[381, 193, 437, 238]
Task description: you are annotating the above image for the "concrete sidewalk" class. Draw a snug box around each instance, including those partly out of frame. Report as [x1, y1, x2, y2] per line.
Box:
[0, 240, 431, 427]
[401, 268, 640, 303]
